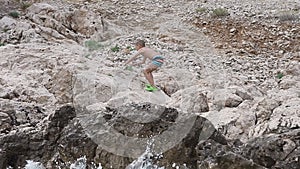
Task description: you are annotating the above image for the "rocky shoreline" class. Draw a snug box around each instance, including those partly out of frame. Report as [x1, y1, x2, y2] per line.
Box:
[0, 0, 299, 168]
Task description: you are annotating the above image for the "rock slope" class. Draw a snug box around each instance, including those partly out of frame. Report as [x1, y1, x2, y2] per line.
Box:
[0, 0, 299, 168]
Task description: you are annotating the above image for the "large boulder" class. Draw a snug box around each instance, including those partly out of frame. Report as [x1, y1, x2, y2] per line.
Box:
[0, 105, 76, 169]
[241, 129, 300, 169]
[25, 3, 99, 42]
[66, 102, 227, 169]
[167, 85, 209, 113]
[0, 2, 122, 44]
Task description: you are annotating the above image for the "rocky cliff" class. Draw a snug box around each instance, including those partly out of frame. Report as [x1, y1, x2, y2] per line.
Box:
[0, 0, 299, 168]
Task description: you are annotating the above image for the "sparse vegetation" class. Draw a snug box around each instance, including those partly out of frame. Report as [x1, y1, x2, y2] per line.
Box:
[21, 2, 32, 11]
[196, 7, 207, 14]
[125, 66, 133, 71]
[211, 8, 229, 17]
[84, 40, 103, 51]
[3, 28, 10, 32]
[111, 45, 120, 52]
[8, 11, 20, 18]
[84, 54, 90, 58]
[276, 72, 284, 79]
[126, 46, 134, 51]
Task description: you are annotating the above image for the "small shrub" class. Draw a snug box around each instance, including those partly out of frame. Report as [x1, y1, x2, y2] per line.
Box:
[0, 43, 5, 47]
[125, 66, 133, 71]
[211, 8, 229, 17]
[21, 2, 32, 11]
[84, 40, 103, 51]
[126, 46, 134, 51]
[3, 28, 10, 32]
[9, 11, 20, 18]
[276, 72, 284, 79]
[111, 45, 120, 52]
[196, 7, 207, 14]
[84, 54, 90, 58]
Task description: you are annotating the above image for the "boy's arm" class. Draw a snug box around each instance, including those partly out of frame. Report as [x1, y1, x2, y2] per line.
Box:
[133, 56, 147, 66]
[124, 52, 141, 65]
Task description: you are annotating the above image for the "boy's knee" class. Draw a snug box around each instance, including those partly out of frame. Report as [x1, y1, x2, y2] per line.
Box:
[143, 68, 149, 74]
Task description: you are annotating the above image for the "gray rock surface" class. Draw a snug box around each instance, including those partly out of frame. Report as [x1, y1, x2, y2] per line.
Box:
[0, 0, 299, 168]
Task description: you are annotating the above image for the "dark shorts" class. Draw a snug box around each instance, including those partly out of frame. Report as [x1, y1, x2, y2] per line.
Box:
[152, 56, 164, 67]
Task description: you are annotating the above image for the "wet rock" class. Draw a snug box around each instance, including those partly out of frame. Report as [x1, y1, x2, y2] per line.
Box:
[198, 151, 265, 169]
[241, 129, 300, 168]
[0, 112, 11, 133]
[0, 105, 75, 169]
[83, 103, 224, 168]
[0, 0, 299, 168]
[52, 119, 98, 169]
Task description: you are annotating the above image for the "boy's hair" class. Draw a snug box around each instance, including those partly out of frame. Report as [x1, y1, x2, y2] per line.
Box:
[135, 40, 145, 47]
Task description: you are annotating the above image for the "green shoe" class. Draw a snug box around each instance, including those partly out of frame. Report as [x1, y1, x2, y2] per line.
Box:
[145, 87, 152, 91]
[152, 86, 158, 91]
[145, 86, 158, 92]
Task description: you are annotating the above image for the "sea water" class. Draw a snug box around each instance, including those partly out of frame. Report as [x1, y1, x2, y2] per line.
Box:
[12, 141, 187, 169]
[11, 148, 162, 169]
[125, 141, 164, 169]
[20, 157, 103, 169]
[17, 151, 161, 169]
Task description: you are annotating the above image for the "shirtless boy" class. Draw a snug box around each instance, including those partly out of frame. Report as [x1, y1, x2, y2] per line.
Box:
[124, 40, 164, 91]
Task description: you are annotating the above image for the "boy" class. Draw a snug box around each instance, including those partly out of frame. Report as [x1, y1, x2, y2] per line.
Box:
[124, 40, 164, 91]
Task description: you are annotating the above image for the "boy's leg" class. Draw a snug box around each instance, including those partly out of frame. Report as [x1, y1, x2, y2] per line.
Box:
[143, 64, 158, 86]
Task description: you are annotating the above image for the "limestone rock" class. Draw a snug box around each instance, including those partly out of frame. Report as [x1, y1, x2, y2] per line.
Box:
[268, 98, 300, 133]
[0, 112, 11, 133]
[167, 85, 209, 113]
[208, 88, 244, 110]
[156, 69, 200, 96]
[241, 129, 300, 168]
[0, 0, 299, 168]
[0, 105, 75, 169]
[75, 103, 222, 169]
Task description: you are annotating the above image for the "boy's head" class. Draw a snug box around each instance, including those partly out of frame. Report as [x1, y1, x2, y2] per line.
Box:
[135, 40, 145, 50]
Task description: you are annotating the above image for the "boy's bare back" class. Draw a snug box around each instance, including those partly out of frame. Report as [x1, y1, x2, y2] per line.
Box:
[138, 47, 160, 60]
